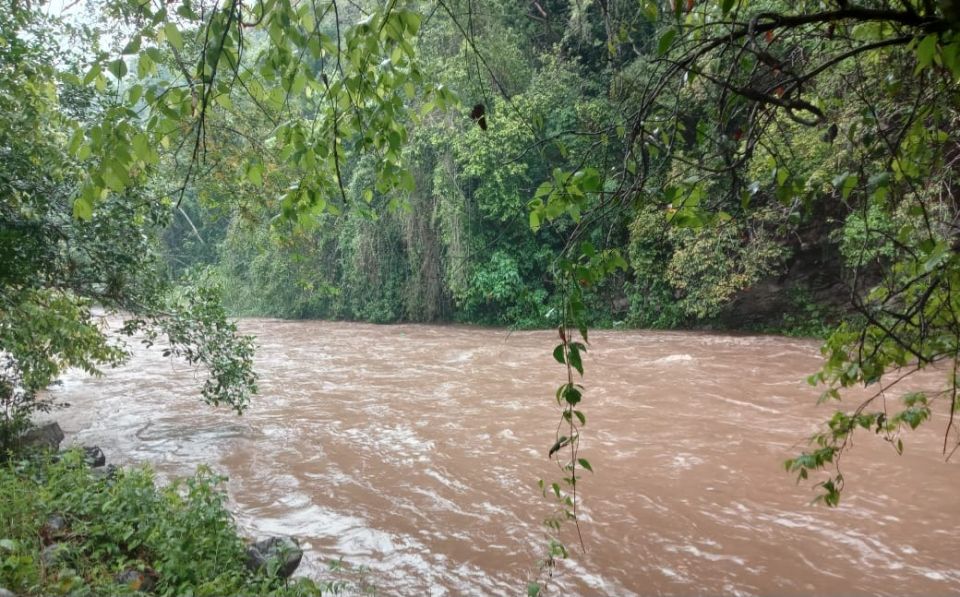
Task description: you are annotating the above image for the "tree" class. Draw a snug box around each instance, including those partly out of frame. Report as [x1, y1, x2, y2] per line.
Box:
[0, 3, 257, 449]
[618, 0, 960, 505]
[510, 0, 960, 505]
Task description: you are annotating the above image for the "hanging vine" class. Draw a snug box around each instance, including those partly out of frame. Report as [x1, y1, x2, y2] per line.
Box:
[529, 240, 627, 596]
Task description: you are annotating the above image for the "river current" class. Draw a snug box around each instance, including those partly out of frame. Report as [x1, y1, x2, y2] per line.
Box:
[50, 320, 959, 595]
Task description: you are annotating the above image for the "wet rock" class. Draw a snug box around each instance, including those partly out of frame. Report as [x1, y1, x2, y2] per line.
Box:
[116, 568, 155, 593]
[19, 422, 64, 452]
[90, 464, 118, 482]
[46, 514, 67, 533]
[81, 446, 105, 468]
[245, 536, 303, 578]
[40, 542, 67, 568]
[41, 514, 68, 541]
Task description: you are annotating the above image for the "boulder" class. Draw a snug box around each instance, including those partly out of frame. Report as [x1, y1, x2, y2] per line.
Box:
[245, 536, 303, 578]
[81, 446, 106, 468]
[0, 587, 15, 597]
[18, 422, 64, 452]
[116, 568, 156, 593]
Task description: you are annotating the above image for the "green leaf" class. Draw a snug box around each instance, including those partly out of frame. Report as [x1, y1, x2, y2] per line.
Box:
[399, 10, 422, 34]
[578, 168, 601, 193]
[553, 344, 565, 365]
[68, 128, 84, 156]
[144, 47, 164, 63]
[534, 181, 553, 198]
[529, 209, 540, 231]
[831, 173, 858, 199]
[915, 34, 938, 73]
[657, 29, 676, 56]
[164, 23, 184, 51]
[127, 84, 143, 104]
[776, 167, 790, 186]
[642, 0, 658, 20]
[137, 52, 154, 78]
[103, 169, 125, 193]
[177, 3, 198, 19]
[577, 458, 593, 473]
[923, 241, 949, 272]
[121, 36, 141, 55]
[563, 385, 582, 406]
[132, 134, 151, 162]
[247, 163, 264, 186]
[568, 345, 583, 376]
[73, 195, 93, 220]
[82, 63, 101, 85]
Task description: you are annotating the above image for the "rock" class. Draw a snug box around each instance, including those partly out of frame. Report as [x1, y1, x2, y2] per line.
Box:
[41, 514, 68, 541]
[90, 464, 118, 482]
[81, 446, 106, 468]
[40, 542, 67, 568]
[116, 568, 155, 593]
[18, 422, 64, 452]
[0, 587, 15, 597]
[45, 514, 67, 533]
[245, 536, 303, 578]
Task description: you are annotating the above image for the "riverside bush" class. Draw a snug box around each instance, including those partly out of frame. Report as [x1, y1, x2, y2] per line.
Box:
[0, 450, 357, 596]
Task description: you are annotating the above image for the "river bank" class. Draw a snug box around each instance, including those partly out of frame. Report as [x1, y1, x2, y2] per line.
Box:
[0, 424, 326, 597]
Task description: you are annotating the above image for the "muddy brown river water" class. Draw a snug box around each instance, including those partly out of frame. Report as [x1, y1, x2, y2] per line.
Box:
[50, 320, 959, 595]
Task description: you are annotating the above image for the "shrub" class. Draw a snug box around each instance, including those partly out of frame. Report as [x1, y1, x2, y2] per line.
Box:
[0, 451, 346, 596]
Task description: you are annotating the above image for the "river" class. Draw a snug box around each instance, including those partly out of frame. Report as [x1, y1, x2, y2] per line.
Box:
[49, 320, 960, 595]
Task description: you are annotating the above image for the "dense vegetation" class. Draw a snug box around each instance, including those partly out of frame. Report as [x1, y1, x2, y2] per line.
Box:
[165, 0, 823, 332]
[1, 0, 958, 592]
[0, 3, 257, 448]
[0, 450, 366, 596]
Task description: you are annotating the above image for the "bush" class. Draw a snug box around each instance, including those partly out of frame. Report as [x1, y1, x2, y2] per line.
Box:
[0, 451, 346, 596]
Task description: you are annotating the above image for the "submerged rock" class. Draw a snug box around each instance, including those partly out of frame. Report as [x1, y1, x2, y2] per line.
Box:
[245, 536, 303, 578]
[19, 422, 64, 452]
[81, 446, 105, 468]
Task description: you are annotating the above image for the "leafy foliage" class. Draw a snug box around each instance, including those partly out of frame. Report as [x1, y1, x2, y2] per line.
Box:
[613, 0, 960, 503]
[0, 4, 256, 448]
[0, 450, 365, 596]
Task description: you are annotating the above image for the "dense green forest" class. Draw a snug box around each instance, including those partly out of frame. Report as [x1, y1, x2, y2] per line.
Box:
[162, 0, 839, 332]
[2, 0, 959, 592]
